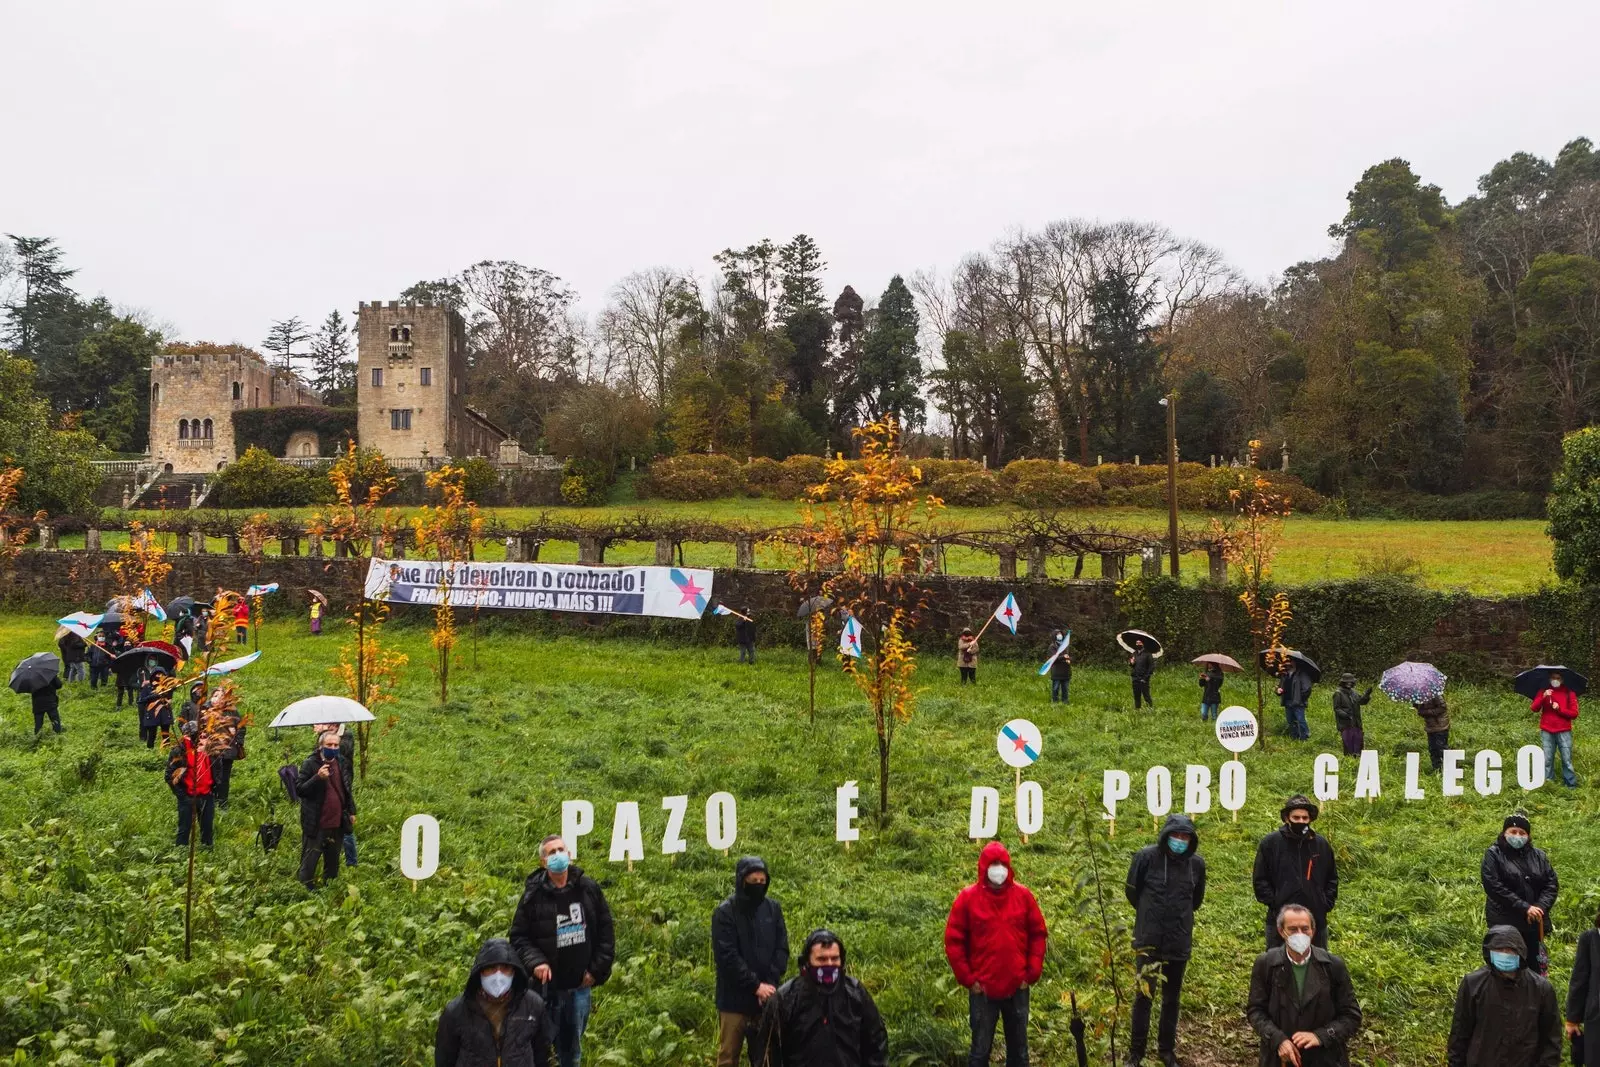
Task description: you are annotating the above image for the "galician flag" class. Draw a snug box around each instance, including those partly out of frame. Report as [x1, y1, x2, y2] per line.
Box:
[839, 615, 863, 658]
[1038, 630, 1072, 675]
[712, 604, 735, 616]
[247, 582, 280, 597]
[992, 593, 1021, 634]
[135, 589, 167, 622]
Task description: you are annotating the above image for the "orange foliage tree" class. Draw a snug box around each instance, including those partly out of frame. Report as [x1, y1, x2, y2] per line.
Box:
[412, 465, 483, 704]
[1214, 441, 1294, 727]
[0, 467, 33, 561]
[108, 522, 174, 636]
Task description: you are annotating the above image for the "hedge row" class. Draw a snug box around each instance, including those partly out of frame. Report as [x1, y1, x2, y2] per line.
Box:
[638, 454, 1326, 513]
[230, 406, 358, 459]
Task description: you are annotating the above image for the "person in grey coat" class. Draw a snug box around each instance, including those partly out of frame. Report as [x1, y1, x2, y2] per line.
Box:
[1245, 905, 1361, 1067]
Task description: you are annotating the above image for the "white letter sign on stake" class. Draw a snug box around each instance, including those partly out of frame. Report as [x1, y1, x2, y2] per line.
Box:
[970, 787, 1000, 839]
[1015, 781, 1044, 836]
[1475, 750, 1503, 797]
[609, 802, 644, 863]
[1518, 745, 1546, 790]
[1354, 750, 1381, 800]
[706, 792, 738, 851]
[1219, 760, 1247, 813]
[1442, 750, 1467, 798]
[836, 781, 861, 843]
[661, 796, 689, 855]
[1404, 753, 1426, 800]
[400, 814, 439, 882]
[562, 800, 595, 860]
[1146, 766, 1172, 818]
[1313, 754, 1340, 803]
[1103, 771, 1131, 819]
[1184, 765, 1212, 814]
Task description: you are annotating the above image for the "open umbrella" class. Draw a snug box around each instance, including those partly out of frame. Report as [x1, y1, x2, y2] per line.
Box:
[165, 595, 198, 618]
[116, 644, 179, 674]
[1259, 647, 1322, 683]
[1514, 665, 1589, 699]
[1117, 629, 1164, 657]
[9, 652, 61, 694]
[137, 639, 186, 662]
[269, 694, 375, 729]
[101, 608, 125, 628]
[307, 589, 329, 606]
[1379, 661, 1447, 703]
[1192, 652, 1243, 672]
[796, 595, 833, 618]
[105, 596, 131, 613]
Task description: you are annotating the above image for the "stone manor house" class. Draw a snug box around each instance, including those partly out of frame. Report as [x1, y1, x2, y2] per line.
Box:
[149, 301, 509, 476]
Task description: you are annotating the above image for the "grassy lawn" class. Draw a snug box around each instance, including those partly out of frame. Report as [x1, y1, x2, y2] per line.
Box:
[69, 500, 1554, 595]
[0, 612, 1585, 1065]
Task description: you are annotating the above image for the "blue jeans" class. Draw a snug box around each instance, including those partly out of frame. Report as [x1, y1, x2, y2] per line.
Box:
[1285, 705, 1308, 740]
[343, 832, 358, 866]
[968, 987, 1028, 1066]
[1542, 730, 1578, 787]
[1200, 702, 1219, 721]
[549, 986, 593, 1067]
[1050, 678, 1069, 703]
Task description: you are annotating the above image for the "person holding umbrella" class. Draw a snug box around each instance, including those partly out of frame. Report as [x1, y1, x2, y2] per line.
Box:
[1377, 662, 1450, 771]
[1274, 654, 1316, 742]
[57, 628, 87, 684]
[1526, 668, 1581, 789]
[1198, 663, 1224, 722]
[12, 653, 65, 735]
[1123, 632, 1158, 711]
[1331, 674, 1371, 756]
[296, 726, 356, 889]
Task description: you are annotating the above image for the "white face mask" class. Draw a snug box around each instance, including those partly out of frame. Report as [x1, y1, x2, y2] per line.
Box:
[480, 971, 514, 998]
[1285, 933, 1313, 956]
[986, 864, 1008, 886]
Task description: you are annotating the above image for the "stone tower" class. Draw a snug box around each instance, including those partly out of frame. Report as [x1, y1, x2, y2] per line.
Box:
[149, 348, 320, 474]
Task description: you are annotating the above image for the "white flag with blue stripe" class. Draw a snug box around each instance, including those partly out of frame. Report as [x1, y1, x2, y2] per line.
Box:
[992, 593, 1021, 634]
[839, 615, 862, 658]
[1038, 630, 1071, 675]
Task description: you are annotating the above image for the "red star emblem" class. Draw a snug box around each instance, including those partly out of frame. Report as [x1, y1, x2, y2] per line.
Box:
[676, 575, 704, 605]
[1003, 606, 1015, 618]
[1012, 735, 1030, 752]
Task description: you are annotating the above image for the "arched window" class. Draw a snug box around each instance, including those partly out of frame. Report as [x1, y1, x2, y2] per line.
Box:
[389, 326, 400, 341]
[231, 381, 241, 401]
[400, 326, 411, 342]
[202, 418, 213, 440]
[178, 419, 189, 440]
[151, 382, 160, 405]
[190, 419, 201, 439]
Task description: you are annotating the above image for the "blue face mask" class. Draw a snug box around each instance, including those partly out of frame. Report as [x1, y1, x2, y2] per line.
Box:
[1490, 951, 1521, 973]
[1167, 837, 1190, 855]
[545, 851, 570, 874]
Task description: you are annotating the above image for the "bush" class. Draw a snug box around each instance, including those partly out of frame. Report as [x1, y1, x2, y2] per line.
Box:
[1549, 427, 1600, 583]
[776, 454, 827, 498]
[743, 457, 785, 496]
[212, 446, 326, 507]
[1342, 489, 1548, 520]
[638, 455, 747, 501]
[928, 468, 1001, 507]
[559, 458, 610, 506]
[998, 459, 1103, 507]
[453, 456, 499, 503]
[1092, 462, 1171, 489]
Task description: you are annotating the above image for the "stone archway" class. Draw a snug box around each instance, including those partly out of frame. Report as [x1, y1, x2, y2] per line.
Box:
[284, 430, 320, 459]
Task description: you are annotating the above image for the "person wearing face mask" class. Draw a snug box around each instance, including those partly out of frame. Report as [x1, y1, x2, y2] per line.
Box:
[1482, 813, 1559, 969]
[1130, 638, 1156, 710]
[508, 835, 615, 1067]
[1245, 905, 1361, 1067]
[1048, 633, 1072, 705]
[294, 728, 355, 889]
[1197, 663, 1224, 723]
[434, 937, 551, 1067]
[753, 929, 887, 1067]
[1124, 815, 1206, 1067]
[1447, 925, 1561, 1067]
[712, 857, 789, 1067]
[943, 841, 1048, 1066]
[1531, 671, 1580, 788]
[1252, 795, 1338, 949]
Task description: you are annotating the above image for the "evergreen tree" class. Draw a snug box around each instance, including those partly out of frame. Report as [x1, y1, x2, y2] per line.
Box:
[263, 316, 311, 375]
[1084, 269, 1159, 458]
[857, 276, 925, 429]
[2, 235, 77, 358]
[310, 310, 356, 405]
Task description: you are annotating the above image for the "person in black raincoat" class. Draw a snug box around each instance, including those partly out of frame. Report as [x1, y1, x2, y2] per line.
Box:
[295, 729, 355, 889]
[434, 937, 550, 1067]
[1130, 639, 1155, 710]
[1245, 904, 1361, 1067]
[1197, 663, 1223, 722]
[135, 663, 171, 748]
[1252, 795, 1337, 949]
[87, 633, 113, 689]
[30, 675, 64, 735]
[57, 629, 87, 683]
[1125, 814, 1206, 1067]
[754, 928, 887, 1067]
[1448, 925, 1560, 1067]
[712, 856, 789, 1067]
[1481, 813, 1558, 967]
[735, 611, 758, 665]
[1277, 661, 1314, 741]
[1565, 903, 1600, 1052]
[1330, 674, 1370, 757]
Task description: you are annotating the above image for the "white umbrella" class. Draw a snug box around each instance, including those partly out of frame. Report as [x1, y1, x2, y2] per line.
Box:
[269, 694, 375, 729]
[203, 650, 262, 677]
[57, 612, 104, 640]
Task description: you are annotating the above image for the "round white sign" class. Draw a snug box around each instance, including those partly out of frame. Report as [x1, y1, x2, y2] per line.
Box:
[997, 718, 1043, 768]
[1214, 705, 1259, 753]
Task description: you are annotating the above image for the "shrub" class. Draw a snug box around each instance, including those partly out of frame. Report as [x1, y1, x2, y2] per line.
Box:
[453, 456, 499, 503]
[212, 446, 325, 507]
[928, 468, 1001, 507]
[1092, 462, 1170, 489]
[743, 457, 785, 496]
[559, 458, 610, 506]
[776, 454, 828, 498]
[1549, 427, 1600, 583]
[998, 459, 1103, 507]
[638, 454, 746, 501]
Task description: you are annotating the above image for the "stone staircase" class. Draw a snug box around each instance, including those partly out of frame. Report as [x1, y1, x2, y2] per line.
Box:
[130, 473, 211, 510]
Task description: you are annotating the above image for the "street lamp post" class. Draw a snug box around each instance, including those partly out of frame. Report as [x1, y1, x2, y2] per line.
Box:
[1161, 392, 1179, 576]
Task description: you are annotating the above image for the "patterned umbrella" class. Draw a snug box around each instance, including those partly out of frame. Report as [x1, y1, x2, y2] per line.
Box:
[1379, 661, 1447, 703]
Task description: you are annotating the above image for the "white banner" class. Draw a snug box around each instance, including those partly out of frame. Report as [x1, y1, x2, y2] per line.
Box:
[364, 558, 714, 620]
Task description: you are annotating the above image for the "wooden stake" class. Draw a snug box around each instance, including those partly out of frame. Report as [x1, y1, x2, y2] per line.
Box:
[628, 858, 634, 873]
[1016, 768, 1028, 844]
[411, 879, 417, 894]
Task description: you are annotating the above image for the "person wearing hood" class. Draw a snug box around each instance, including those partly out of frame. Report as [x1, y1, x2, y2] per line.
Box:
[1564, 903, 1600, 1054]
[435, 937, 550, 1067]
[57, 628, 87, 683]
[957, 628, 979, 685]
[508, 835, 615, 1067]
[1531, 670, 1580, 788]
[87, 632, 113, 690]
[735, 610, 758, 665]
[1252, 795, 1338, 949]
[1448, 925, 1560, 1067]
[28, 674, 64, 735]
[754, 928, 887, 1067]
[712, 856, 789, 1067]
[1125, 815, 1206, 1067]
[943, 841, 1048, 1066]
[1276, 660, 1315, 741]
[1048, 631, 1072, 704]
[1331, 674, 1371, 757]
[1245, 904, 1361, 1067]
[1481, 813, 1558, 967]
[1197, 663, 1224, 722]
[1130, 638, 1155, 710]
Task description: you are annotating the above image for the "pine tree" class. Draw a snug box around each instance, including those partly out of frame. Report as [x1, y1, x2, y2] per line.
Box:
[263, 316, 311, 375]
[858, 276, 925, 429]
[310, 310, 356, 404]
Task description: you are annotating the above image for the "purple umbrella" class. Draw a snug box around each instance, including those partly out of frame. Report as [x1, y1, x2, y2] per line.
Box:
[1379, 661, 1447, 703]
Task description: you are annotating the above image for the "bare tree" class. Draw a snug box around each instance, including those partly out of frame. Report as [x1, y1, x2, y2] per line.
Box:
[597, 267, 693, 407]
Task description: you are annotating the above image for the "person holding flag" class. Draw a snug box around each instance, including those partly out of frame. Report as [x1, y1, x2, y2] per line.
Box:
[957, 628, 979, 686]
[1041, 630, 1072, 704]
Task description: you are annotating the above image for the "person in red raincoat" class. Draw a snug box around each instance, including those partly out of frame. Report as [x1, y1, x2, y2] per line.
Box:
[1532, 671, 1580, 788]
[165, 721, 215, 848]
[943, 841, 1048, 1067]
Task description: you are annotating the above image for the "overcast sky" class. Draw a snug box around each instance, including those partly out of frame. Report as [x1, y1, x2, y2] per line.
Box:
[3, 1, 1596, 346]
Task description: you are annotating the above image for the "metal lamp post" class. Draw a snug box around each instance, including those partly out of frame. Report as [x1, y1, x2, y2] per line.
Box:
[1160, 393, 1179, 576]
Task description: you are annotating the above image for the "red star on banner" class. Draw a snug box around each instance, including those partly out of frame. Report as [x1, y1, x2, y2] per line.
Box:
[676, 575, 704, 605]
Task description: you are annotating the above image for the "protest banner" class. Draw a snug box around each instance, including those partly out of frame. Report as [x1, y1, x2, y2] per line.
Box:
[364, 558, 714, 620]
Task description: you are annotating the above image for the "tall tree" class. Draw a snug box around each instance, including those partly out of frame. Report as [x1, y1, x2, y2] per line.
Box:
[597, 267, 696, 414]
[856, 276, 925, 429]
[1083, 268, 1160, 459]
[2, 235, 77, 358]
[777, 235, 832, 441]
[310, 310, 356, 405]
[263, 316, 311, 375]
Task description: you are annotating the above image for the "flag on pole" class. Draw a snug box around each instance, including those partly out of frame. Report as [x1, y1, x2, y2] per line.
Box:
[1038, 630, 1072, 675]
[712, 604, 735, 616]
[57, 612, 104, 640]
[992, 593, 1021, 634]
[134, 589, 167, 622]
[839, 615, 863, 658]
[246, 582, 280, 597]
[204, 650, 262, 676]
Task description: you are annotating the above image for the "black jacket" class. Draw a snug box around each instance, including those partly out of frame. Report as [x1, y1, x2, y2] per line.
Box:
[1566, 927, 1600, 1036]
[1448, 926, 1560, 1067]
[1253, 825, 1338, 931]
[754, 935, 886, 1067]
[1130, 649, 1155, 681]
[57, 632, 86, 665]
[30, 676, 62, 716]
[1126, 814, 1206, 962]
[1050, 654, 1072, 681]
[434, 938, 550, 1067]
[88, 642, 112, 670]
[1331, 686, 1371, 729]
[1198, 669, 1223, 703]
[1482, 833, 1558, 946]
[295, 748, 355, 836]
[1278, 668, 1314, 708]
[713, 856, 790, 1015]
[735, 618, 757, 645]
[508, 866, 615, 990]
[1245, 946, 1362, 1067]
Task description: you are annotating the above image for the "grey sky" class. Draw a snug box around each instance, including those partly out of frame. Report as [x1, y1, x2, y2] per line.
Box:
[4, 1, 1596, 346]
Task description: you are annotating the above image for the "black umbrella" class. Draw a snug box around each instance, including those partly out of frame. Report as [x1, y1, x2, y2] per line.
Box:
[166, 595, 198, 618]
[1260, 647, 1322, 683]
[796, 595, 834, 618]
[101, 608, 125, 628]
[9, 652, 61, 694]
[1514, 665, 1588, 699]
[1116, 629, 1164, 657]
[115, 645, 178, 673]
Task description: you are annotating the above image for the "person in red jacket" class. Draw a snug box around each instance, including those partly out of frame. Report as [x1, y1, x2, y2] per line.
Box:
[165, 721, 215, 848]
[1533, 671, 1580, 788]
[943, 840, 1048, 1067]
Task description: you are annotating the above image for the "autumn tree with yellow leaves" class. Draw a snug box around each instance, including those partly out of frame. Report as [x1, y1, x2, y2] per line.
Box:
[412, 465, 483, 705]
[1215, 441, 1294, 729]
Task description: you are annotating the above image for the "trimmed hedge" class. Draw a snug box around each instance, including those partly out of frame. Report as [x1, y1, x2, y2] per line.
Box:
[231, 407, 357, 459]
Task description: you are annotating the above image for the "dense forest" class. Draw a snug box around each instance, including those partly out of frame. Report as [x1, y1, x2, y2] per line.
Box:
[3, 137, 1597, 498]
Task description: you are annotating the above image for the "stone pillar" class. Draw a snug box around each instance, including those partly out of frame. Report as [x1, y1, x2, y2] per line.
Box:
[121, 487, 131, 509]
[735, 535, 756, 569]
[1026, 545, 1047, 579]
[1208, 545, 1228, 582]
[505, 535, 526, 562]
[654, 538, 675, 566]
[280, 536, 300, 557]
[226, 532, 241, 555]
[191, 530, 208, 554]
[577, 536, 604, 565]
[308, 536, 323, 559]
[528, 540, 542, 562]
[997, 547, 1018, 579]
[189, 484, 199, 508]
[921, 544, 942, 575]
[38, 524, 56, 550]
[1141, 547, 1161, 577]
[85, 528, 101, 552]
[1099, 552, 1124, 581]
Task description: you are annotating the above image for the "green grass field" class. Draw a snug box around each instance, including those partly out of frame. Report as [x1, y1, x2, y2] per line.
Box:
[0, 612, 1588, 1065]
[72, 500, 1554, 595]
